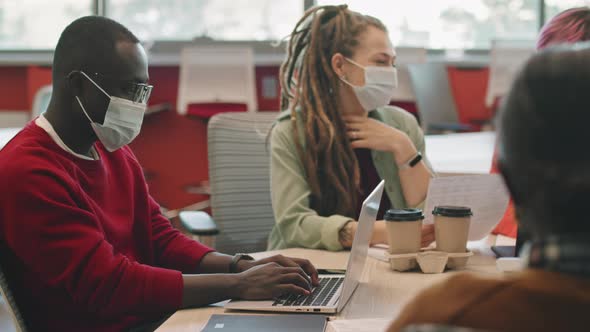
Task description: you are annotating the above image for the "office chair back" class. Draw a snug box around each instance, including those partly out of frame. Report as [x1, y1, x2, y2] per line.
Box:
[0, 247, 28, 332]
[177, 46, 257, 116]
[31, 85, 52, 119]
[207, 112, 278, 254]
[407, 63, 465, 134]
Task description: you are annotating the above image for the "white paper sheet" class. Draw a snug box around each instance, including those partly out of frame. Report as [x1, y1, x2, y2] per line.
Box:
[326, 318, 392, 332]
[423, 174, 510, 241]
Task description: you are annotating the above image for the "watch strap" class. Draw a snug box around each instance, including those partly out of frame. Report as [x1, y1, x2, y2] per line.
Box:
[399, 152, 422, 170]
[229, 254, 255, 273]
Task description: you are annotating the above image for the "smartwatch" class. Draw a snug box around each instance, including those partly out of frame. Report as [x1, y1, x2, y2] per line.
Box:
[399, 152, 422, 170]
[229, 254, 255, 273]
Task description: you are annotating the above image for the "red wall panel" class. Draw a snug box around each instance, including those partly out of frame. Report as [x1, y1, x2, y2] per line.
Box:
[0, 64, 419, 209]
[147, 66, 180, 110]
[129, 110, 209, 210]
[0, 67, 28, 111]
[26, 66, 52, 111]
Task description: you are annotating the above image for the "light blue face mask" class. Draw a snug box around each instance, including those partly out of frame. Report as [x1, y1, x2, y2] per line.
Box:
[340, 58, 398, 112]
[75, 71, 147, 152]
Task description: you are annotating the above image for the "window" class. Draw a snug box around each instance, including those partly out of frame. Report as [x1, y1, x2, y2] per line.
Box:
[317, 0, 540, 49]
[545, 0, 590, 22]
[0, 0, 92, 49]
[0, 1, 586, 51]
[107, 0, 304, 42]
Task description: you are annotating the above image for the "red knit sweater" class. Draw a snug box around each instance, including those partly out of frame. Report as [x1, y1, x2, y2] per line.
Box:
[0, 121, 213, 331]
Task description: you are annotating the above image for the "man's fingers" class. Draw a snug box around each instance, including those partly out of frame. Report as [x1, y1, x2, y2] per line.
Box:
[289, 258, 319, 286]
[279, 267, 312, 286]
[258, 255, 299, 270]
[268, 255, 318, 286]
[280, 273, 312, 291]
[267, 255, 305, 276]
[271, 255, 299, 267]
[260, 255, 319, 287]
[272, 284, 310, 298]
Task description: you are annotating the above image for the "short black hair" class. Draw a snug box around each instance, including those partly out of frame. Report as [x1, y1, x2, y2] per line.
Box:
[498, 42, 590, 237]
[52, 16, 140, 82]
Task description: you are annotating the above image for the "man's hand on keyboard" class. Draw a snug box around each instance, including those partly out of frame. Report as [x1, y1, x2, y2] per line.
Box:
[237, 254, 319, 286]
[233, 262, 313, 300]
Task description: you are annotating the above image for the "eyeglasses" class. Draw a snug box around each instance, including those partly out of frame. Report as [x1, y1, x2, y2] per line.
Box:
[89, 72, 154, 104]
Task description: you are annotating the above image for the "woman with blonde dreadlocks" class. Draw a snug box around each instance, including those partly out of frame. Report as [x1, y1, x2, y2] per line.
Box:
[268, 5, 434, 252]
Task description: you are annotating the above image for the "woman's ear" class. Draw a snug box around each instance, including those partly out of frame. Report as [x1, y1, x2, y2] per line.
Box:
[331, 53, 346, 79]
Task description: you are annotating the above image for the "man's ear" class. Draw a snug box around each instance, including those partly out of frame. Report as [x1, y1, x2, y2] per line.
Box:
[331, 53, 346, 79]
[66, 71, 83, 97]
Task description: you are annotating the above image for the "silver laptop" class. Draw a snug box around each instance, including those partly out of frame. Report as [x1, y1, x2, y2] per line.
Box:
[225, 180, 384, 314]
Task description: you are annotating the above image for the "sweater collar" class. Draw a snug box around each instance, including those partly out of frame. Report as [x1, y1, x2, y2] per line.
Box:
[521, 234, 590, 278]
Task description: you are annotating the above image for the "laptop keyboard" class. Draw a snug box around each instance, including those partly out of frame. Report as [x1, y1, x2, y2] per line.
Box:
[272, 277, 344, 307]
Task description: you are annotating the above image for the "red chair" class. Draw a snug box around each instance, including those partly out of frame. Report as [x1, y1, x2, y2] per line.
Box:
[407, 63, 477, 134]
[177, 46, 257, 117]
[447, 66, 494, 130]
[186, 102, 247, 120]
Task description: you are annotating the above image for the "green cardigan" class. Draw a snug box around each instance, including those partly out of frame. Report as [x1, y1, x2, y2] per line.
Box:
[267, 106, 431, 251]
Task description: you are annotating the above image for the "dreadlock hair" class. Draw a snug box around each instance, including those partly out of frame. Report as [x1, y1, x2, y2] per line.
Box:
[279, 5, 387, 218]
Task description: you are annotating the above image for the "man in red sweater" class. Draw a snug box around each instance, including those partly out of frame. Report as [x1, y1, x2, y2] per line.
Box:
[0, 16, 318, 332]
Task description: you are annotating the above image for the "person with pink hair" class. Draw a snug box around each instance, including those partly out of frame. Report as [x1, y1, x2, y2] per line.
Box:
[388, 7, 590, 332]
[388, 10, 590, 332]
[537, 6, 590, 49]
[490, 6, 590, 239]
[390, 42, 590, 332]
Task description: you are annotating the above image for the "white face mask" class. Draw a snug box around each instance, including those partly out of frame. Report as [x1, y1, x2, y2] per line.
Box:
[340, 57, 398, 112]
[75, 71, 147, 152]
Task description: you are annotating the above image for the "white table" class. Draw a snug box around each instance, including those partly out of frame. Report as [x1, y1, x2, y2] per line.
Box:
[425, 131, 496, 176]
[157, 235, 508, 332]
[0, 128, 20, 150]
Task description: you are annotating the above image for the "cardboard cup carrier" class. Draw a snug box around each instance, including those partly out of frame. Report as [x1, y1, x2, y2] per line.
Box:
[385, 206, 473, 273]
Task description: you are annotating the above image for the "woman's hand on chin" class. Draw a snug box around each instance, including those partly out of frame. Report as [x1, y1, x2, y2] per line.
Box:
[343, 115, 417, 164]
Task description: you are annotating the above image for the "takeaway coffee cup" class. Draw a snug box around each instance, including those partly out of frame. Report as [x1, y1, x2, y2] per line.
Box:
[433, 206, 473, 253]
[384, 209, 424, 254]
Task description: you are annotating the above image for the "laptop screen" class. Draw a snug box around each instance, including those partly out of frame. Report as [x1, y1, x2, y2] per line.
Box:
[337, 180, 384, 311]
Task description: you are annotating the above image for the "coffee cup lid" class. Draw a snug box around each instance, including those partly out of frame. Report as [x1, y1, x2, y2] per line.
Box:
[384, 208, 424, 222]
[432, 205, 473, 217]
